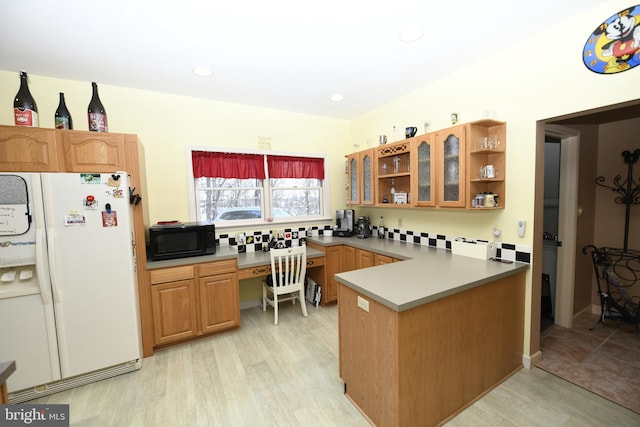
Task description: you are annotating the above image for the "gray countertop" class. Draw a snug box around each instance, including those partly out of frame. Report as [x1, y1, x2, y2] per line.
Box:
[146, 245, 325, 270]
[146, 236, 528, 313]
[313, 236, 529, 312]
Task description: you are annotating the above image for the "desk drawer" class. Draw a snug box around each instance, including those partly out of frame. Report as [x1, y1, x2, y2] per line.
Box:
[237, 256, 325, 280]
[150, 265, 195, 284]
[199, 259, 237, 277]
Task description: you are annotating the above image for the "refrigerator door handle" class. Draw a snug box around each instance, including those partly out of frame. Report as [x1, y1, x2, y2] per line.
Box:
[47, 228, 62, 304]
[35, 228, 53, 305]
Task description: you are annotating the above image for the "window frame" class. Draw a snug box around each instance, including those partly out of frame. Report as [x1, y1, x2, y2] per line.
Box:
[186, 146, 331, 229]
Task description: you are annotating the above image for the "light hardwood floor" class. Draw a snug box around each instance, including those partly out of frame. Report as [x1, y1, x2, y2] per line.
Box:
[32, 303, 640, 426]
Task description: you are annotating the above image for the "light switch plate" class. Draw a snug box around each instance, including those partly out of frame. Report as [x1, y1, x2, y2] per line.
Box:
[517, 219, 526, 237]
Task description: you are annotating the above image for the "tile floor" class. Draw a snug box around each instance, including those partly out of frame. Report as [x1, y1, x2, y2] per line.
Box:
[539, 310, 640, 414]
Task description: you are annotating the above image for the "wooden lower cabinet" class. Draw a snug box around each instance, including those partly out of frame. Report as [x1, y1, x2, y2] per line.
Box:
[150, 266, 198, 345]
[323, 246, 343, 304]
[343, 246, 356, 271]
[355, 248, 374, 269]
[149, 259, 239, 347]
[198, 259, 240, 335]
[339, 272, 525, 426]
[307, 243, 395, 305]
[375, 253, 395, 265]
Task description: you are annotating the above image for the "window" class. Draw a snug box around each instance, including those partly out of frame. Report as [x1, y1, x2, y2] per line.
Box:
[188, 148, 329, 226]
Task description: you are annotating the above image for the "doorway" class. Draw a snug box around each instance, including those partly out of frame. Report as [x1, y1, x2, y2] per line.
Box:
[541, 135, 560, 331]
[542, 125, 579, 329]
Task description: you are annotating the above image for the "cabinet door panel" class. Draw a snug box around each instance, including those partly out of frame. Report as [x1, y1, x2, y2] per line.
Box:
[61, 131, 126, 172]
[0, 126, 60, 171]
[199, 272, 239, 334]
[437, 125, 466, 207]
[151, 279, 197, 345]
[412, 135, 436, 207]
[356, 249, 374, 269]
[324, 246, 342, 303]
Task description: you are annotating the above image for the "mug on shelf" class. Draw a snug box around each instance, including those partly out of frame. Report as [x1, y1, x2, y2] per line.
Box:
[405, 127, 417, 138]
[379, 134, 387, 145]
[480, 165, 497, 179]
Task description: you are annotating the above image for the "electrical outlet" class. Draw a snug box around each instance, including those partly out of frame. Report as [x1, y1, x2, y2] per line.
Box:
[357, 296, 369, 312]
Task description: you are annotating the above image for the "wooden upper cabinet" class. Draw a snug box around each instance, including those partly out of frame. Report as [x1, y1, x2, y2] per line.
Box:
[436, 125, 467, 208]
[411, 133, 436, 207]
[60, 130, 127, 172]
[0, 125, 62, 171]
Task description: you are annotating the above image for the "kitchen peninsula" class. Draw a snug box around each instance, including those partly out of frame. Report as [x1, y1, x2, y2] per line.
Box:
[314, 237, 528, 427]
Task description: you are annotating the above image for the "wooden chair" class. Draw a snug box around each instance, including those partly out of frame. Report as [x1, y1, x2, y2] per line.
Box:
[262, 246, 308, 325]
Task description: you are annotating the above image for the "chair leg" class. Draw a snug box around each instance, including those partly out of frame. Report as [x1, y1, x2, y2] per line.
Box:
[299, 289, 308, 318]
[273, 292, 278, 325]
[262, 285, 267, 312]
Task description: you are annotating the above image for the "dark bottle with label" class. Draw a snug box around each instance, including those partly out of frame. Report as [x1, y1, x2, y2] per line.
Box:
[55, 92, 73, 129]
[87, 82, 108, 132]
[13, 71, 39, 127]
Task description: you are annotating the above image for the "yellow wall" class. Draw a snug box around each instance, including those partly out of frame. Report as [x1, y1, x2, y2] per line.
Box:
[0, 72, 351, 225]
[1, 0, 639, 359]
[350, 0, 640, 357]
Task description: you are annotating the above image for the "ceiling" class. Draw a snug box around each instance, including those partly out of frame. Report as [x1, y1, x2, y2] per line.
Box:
[0, 1, 605, 119]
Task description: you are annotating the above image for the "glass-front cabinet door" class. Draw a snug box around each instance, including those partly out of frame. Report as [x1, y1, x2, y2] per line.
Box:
[411, 134, 435, 206]
[360, 150, 374, 205]
[347, 149, 374, 205]
[347, 154, 359, 204]
[436, 125, 466, 207]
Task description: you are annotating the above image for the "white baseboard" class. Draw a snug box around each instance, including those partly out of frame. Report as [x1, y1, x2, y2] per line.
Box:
[523, 351, 542, 369]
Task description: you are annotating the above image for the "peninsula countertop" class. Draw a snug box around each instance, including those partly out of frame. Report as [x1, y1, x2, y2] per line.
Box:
[310, 236, 529, 312]
[146, 235, 528, 313]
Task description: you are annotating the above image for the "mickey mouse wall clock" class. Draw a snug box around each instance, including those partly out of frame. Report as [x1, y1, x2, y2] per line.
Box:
[583, 5, 640, 74]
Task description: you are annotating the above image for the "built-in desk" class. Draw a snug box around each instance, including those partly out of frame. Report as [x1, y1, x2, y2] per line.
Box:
[0, 360, 16, 404]
[236, 247, 325, 280]
[144, 245, 326, 354]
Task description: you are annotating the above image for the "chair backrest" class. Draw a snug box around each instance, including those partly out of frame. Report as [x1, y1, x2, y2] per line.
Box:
[269, 246, 307, 289]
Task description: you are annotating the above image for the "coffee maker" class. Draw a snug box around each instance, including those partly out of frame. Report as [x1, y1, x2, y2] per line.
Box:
[335, 209, 355, 236]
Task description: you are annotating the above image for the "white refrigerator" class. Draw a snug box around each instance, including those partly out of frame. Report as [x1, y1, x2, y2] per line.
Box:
[0, 172, 142, 403]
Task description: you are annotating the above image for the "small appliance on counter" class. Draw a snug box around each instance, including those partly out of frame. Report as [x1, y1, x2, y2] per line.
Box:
[148, 221, 216, 261]
[335, 209, 355, 237]
[356, 216, 372, 239]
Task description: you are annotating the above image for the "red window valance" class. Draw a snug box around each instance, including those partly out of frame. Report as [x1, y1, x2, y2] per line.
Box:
[267, 155, 324, 179]
[192, 151, 266, 179]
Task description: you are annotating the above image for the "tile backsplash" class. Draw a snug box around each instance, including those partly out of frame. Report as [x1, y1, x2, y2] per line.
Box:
[218, 224, 531, 263]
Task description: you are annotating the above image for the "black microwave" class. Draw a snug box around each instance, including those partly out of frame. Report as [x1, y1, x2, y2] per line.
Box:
[148, 222, 216, 261]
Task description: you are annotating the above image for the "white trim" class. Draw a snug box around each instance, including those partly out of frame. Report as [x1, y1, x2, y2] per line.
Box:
[523, 351, 542, 369]
[185, 145, 331, 225]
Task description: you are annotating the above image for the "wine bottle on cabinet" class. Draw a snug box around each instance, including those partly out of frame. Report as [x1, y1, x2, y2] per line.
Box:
[54, 92, 73, 129]
[13, 71, 39, 127]
[87, 82, 107, 132]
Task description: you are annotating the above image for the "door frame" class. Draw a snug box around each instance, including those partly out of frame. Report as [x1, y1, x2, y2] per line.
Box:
[544, 124, 580, 328]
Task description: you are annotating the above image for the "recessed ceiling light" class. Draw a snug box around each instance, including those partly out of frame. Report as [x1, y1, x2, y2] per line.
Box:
[331, 93, 344, 102]
[192, 66, 213, 77]
[399, 27, 425, 42]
